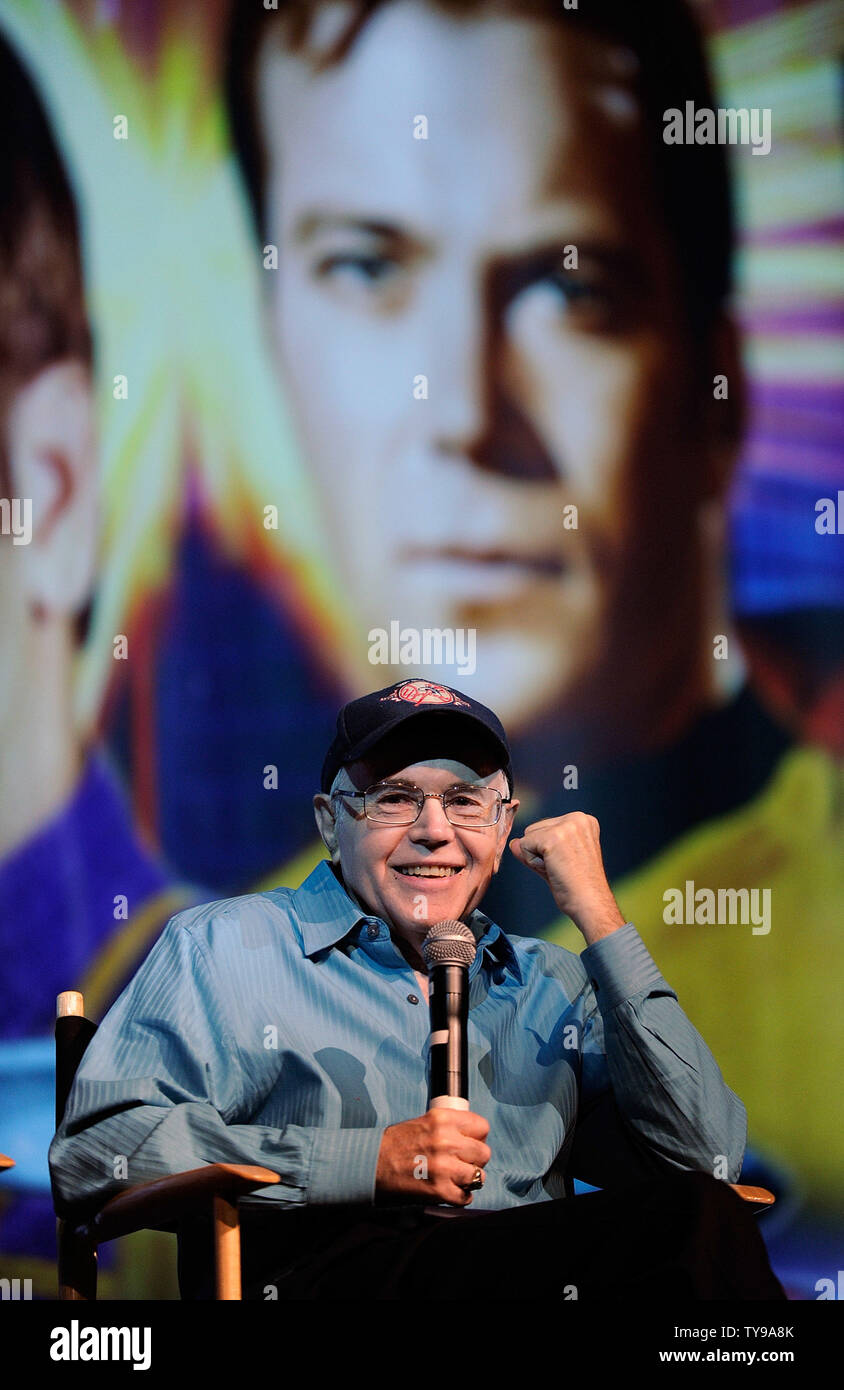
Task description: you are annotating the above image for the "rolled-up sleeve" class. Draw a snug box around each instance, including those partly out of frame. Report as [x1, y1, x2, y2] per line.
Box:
[569, 922, 747, 1186]
[49, 914, 384, 1219]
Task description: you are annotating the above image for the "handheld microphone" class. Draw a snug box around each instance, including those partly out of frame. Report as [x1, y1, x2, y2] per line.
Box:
[422, 920, 476, 1112]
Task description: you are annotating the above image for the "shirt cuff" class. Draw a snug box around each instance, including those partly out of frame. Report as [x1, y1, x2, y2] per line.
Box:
[580, 921, 670, 1010]
[307, 1126, 385, 1205]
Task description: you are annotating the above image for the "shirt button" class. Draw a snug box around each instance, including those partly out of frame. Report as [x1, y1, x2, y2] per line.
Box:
[366, 923, 379, 939]
[407, 993, 419, 1005]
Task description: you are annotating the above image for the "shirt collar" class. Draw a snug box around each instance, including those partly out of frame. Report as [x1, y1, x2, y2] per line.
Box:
[288, 859, 522, 984]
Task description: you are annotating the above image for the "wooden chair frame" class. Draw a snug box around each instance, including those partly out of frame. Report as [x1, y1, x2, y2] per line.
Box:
[55, 990, 279, 1300]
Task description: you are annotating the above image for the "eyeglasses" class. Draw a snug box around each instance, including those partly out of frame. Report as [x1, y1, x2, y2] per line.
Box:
[333, 781, 512, 827]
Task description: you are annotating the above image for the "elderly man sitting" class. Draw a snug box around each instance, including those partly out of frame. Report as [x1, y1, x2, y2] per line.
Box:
[50, 678, 784, 1300]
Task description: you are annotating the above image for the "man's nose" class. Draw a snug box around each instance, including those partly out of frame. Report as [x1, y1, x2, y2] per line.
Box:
[428, 280, 488, 455]
[427, 280, 557, 481]
[408, 794, 456, 840]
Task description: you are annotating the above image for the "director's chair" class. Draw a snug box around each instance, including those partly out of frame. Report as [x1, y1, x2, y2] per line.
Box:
[53, 989, 775, 1300]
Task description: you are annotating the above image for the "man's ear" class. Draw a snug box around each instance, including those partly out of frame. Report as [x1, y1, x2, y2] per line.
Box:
[313, 793, 341, 863]
[493, 798, 519, 873]
[6, 359, 97, 616]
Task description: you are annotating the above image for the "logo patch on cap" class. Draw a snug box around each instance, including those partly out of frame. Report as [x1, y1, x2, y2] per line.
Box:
[381, 679, 471, 707]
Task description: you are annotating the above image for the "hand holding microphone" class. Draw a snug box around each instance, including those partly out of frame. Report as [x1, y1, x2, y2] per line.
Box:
[373, 1108, 490, 1206]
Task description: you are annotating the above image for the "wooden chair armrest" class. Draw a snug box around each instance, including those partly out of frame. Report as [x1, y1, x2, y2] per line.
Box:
[728, 1183, 775, 1208]
[81, 1163, 281, 1244]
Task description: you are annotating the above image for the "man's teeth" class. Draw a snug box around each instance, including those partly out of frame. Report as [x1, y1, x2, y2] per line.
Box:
[395, 866, 462, 877]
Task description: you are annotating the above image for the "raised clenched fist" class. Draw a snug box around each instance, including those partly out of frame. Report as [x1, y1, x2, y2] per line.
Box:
[509, 810, 626, 943]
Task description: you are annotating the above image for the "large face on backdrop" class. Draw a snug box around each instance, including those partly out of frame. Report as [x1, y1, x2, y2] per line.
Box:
[257, 1, 712, 731]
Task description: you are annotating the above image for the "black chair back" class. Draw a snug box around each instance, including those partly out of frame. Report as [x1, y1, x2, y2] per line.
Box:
[55, 995, 97, 1126]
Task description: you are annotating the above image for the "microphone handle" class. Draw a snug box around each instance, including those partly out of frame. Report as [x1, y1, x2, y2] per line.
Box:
[428, 962, 469, 1108]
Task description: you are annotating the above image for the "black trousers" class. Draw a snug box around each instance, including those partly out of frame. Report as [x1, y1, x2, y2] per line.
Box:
[178, 1172, 787, 1300]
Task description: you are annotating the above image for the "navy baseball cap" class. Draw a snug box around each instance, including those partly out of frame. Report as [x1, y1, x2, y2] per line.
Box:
[321, 678, 513, 794]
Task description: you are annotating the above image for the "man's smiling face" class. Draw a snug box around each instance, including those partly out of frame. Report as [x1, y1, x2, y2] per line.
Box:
[314, 756, 518, 954]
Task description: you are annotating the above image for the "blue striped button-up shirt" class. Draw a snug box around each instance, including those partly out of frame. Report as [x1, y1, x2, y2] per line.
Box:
[49, 859, 746, 1218]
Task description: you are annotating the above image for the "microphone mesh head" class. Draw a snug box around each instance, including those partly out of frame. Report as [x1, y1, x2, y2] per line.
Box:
[421, 919, 477, 969]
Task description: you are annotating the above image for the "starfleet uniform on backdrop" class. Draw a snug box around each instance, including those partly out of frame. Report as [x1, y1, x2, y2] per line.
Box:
[544, 740, 844, 1216]
[50, 856, 748, 1294]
